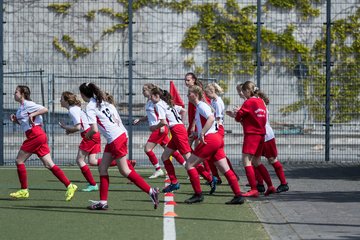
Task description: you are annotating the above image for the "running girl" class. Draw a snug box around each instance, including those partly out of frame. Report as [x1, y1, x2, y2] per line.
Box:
[59, 91, 100, 192]
[79, 83, 159, 210]
[9, 85, 77, 201]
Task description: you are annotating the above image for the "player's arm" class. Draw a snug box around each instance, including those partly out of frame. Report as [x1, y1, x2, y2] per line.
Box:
[58, 122, 81, 135]
[149, 119, 167, 132]
[133, 115, 147, 125]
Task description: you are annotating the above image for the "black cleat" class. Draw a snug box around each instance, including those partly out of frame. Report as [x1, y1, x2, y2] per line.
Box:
[225, 195, 245, 205]
[209, 176, 217, 195]
[216, 178, 223, 185]
[87, 201, 108, 210]
[257, 184, 265, 193]
[184, 194, 204, 204]
[276, 183, 289, 193]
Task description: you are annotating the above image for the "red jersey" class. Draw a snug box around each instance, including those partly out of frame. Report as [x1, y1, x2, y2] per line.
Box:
[235, 97, 267, 135]
[187, 94, 211, 132]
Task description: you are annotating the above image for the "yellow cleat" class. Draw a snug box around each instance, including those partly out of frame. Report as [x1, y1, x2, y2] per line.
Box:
[65, 183, 78, 201]
[10, 189, 29, 199]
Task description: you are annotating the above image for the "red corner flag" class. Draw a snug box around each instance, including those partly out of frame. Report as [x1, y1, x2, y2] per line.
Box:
[170, 81, 185, 108]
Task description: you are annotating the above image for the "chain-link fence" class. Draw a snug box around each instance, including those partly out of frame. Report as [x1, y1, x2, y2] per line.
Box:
[2, 1, 360, 166]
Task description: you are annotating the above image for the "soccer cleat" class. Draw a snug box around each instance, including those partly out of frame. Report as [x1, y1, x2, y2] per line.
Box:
[276, 183, 289, 193]
[87, 200, 108, 210]
[149, 169, 165, 179]
[82, 184, 99, 192]
[209, 176, 217, 195]
[65, 183, 78, 201]
[184, 194, 204, 204]
[242, 189, 259, 198]
[225, 195, 245, 205]
[257, 184, 265, 193]
[10, 189, 29, 199]
[162, 182, 180, 193]
[150, 187, 160, 209]
[264, 186, 276, 196]
[217, 178, 223, 185]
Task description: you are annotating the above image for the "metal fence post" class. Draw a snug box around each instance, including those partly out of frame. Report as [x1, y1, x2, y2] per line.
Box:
[0, 0, 3, 165]
[128, 0, 134, 160]
[325, 0, 332, 161]
[256, 0, 262, 88]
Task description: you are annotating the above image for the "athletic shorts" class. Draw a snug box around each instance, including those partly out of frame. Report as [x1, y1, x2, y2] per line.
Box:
[104, 133, 128, 159]
[21, 125, 50, 157]
[242, 134, 265, 157]
[217, 124, 225, 138]
[262, 138, 278, 159]
[193, 132, 226, 161]
[79, 129, 101, 154]
[147, 126, 170, 145]
[167, 124, 192, 155]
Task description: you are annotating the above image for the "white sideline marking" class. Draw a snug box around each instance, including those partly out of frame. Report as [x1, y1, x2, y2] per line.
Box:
[163, 180, 176, 240]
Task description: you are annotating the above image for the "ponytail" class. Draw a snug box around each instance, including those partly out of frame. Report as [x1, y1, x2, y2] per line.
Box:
[79, 82, 106, 108]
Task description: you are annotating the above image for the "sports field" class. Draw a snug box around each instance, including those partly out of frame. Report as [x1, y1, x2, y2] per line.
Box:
[0, 167, 269, 240]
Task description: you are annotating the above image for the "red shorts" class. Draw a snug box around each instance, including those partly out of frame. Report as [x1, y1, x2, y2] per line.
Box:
[193, 133, 226, 161]
[217, 124, 225, 138]
[167, 124, 192, 155]
[147, 127, 170, 145]
[242, 134, 265, 157]
[104, 133, 128, 159]
[21, 125, 50, 157]
[262, 138, 278, 159]
[79, 129, 101, 154]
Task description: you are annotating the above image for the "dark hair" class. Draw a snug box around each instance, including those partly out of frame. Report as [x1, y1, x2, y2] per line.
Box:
[241, 81, 269, 105]
[151, 87, 173, 107]
[185, 72, 204, 88]
[61, 91, 81, 107]
[79, 82, 106, 108]
[16, 85, 32, 101]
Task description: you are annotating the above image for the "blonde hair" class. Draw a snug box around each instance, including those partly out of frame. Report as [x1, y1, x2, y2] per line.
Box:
[206, 82, 224, 95]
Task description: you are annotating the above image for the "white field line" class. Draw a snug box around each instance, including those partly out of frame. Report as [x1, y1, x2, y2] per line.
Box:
[163, 180, 176, 240]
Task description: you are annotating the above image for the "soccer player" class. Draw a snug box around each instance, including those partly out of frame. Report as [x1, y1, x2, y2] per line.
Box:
[59, 91, 100, 192]
[133, 83, 186, 179]
[79, 83, 159, 210]
[9, 85, 77, 201]
[184, 85, 244, 204]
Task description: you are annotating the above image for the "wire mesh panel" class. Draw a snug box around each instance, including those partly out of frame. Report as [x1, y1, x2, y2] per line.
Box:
[2, 1, 360, 165]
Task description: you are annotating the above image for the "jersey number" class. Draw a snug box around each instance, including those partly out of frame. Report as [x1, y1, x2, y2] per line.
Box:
[102, 108, 114, 123]
[170, 108, 182, 123]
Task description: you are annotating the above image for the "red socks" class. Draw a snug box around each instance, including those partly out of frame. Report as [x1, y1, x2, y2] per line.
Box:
[245, 166, 257, 190]
[256, 164, 273, 187]
[145, 150, 159, 168]
[172, 151, 185, 165]
[50, 165, 71, 187]
[16, 163, 28, 189]
[224, 170, 241, 196]
[163, 159, 177, 184]
[127, 171, 151, 193]
[273, 161, 287, 184]
[80, 165, 97, 186]
[100, 175, 109, 201]
[187, 168, 202, 195]
[195, 164, 212, 182]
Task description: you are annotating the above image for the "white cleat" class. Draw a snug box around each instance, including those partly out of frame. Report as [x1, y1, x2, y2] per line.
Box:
[149, 169, 165, 179]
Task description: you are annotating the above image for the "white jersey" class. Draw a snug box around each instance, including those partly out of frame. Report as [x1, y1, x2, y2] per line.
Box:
[16, 100, 45, 132]
[265, 110, 275, 142]
[85, 98, 127, 143]
[195, 101, 217, 138]
[154, 99, 183, 128]
[211, 96, 225, 124]
[68, 105, 90, 133]
[145, 100, 159, 126]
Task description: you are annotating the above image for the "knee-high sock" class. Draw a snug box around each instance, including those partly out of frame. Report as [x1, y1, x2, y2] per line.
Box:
[16, 163, 28, 189]
[100, 175, 109, 201]
[254, 166, 264, 185]
[245, 166, 257, 190]
[50, 165, 71, 187]
[195, 164, 212, 182]
[187, 168, 202, 195]
[224, 170, 241, 196]
[127, 160, 135, 171]
[272, 161, 287, 184]
[256, 164, 273, 187]
[146, 151, 160, 170]
[80, 165, 97, 186]
[127, 171, 151, 193]
[163, 159, 177, 184]
[208, 158, 221, 180]
[203, 159, 211, 173]
[172, 151, 185, 166]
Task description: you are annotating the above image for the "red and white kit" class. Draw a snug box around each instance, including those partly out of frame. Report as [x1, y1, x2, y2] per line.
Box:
[17, 100, 50, 157]
[154, 99, 191, 155]
[68, 105, 101, 154]
[145, 99, 169, 145]
[211, 96, 225, 136]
